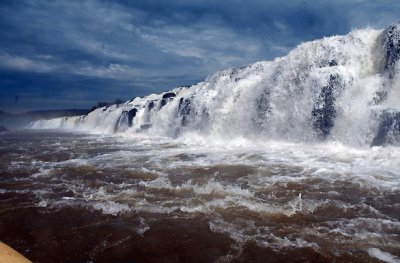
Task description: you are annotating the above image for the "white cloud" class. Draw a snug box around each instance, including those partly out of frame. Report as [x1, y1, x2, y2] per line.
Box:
[136, 25, 264, 69]
[0, 52, 57, 73]
[0, 52, 142, 80]
[75, 39, 132, 61]
[73, 63, 138, 80]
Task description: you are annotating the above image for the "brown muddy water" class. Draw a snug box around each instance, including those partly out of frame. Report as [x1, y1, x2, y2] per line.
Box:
[0, 130, 399, 262]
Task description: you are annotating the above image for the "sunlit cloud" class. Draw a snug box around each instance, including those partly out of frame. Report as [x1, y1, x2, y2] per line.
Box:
[0, 53, 58, 73]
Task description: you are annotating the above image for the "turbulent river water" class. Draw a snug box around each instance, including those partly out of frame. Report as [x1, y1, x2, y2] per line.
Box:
[1, 129, 399, 262]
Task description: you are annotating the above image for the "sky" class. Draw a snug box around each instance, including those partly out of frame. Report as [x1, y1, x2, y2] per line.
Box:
[0, 0, 399, 113]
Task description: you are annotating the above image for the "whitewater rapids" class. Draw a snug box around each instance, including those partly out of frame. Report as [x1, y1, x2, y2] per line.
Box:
[0, 130, 399, 262]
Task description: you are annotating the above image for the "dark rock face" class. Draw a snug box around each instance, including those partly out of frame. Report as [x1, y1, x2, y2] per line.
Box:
[147, 101, 155, 111]
[371, 111, 400, 146]
[319, 59, 338, 68]
[127, 108, 138, 127]
[162, 92, 176, 99]
[160, 99, 168, 108]
[381, 22, 400, 78]
[328, 60, 338, 67]
[178, 98, 192, 126]
[114, 108, 137, 132]
[160, 93, 176, 109]
[371, 90, 388, 105]
[254, 90, 271, 128]
[312, 74, 342, 139]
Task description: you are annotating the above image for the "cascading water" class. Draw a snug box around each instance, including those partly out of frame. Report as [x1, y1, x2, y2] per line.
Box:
[31, 23, 400, 146]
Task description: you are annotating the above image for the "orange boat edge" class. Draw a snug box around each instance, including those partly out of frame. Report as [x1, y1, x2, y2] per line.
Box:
[0, 241, 31, 263]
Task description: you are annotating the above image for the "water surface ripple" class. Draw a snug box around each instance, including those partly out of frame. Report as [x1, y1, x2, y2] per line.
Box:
[0, 130, 399, 262]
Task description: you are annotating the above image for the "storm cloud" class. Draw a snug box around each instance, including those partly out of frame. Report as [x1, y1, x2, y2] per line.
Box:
[0, 0, 398, 112]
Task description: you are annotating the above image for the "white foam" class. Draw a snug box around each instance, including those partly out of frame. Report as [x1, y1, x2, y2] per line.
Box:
[31, 167, 53, 178]
[209, 217, 319, 252]
[92, 201, 131, 215]
[37, 200, 48, 207]
[136, 217, 150, 236]
[368, 248, 400, 263]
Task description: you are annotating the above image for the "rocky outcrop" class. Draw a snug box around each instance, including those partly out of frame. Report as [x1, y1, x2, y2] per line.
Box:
[162, 92, 176, 99]
[147, 101, 155, 111]
[178, 98, 192, 126]
[160, 92, 176, 109]
[312, 74, 343, 138]
[127, 108, 138, 127]
[114, 108, 137, 132]
[380, 22, 400, 78]
[371, 111, 400, 146]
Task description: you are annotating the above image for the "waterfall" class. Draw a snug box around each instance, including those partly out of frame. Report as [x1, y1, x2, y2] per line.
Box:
[31, 23, 400, 146]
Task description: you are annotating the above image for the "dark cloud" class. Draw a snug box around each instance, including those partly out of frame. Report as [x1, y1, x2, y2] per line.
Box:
[0, 0, 399, 112]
